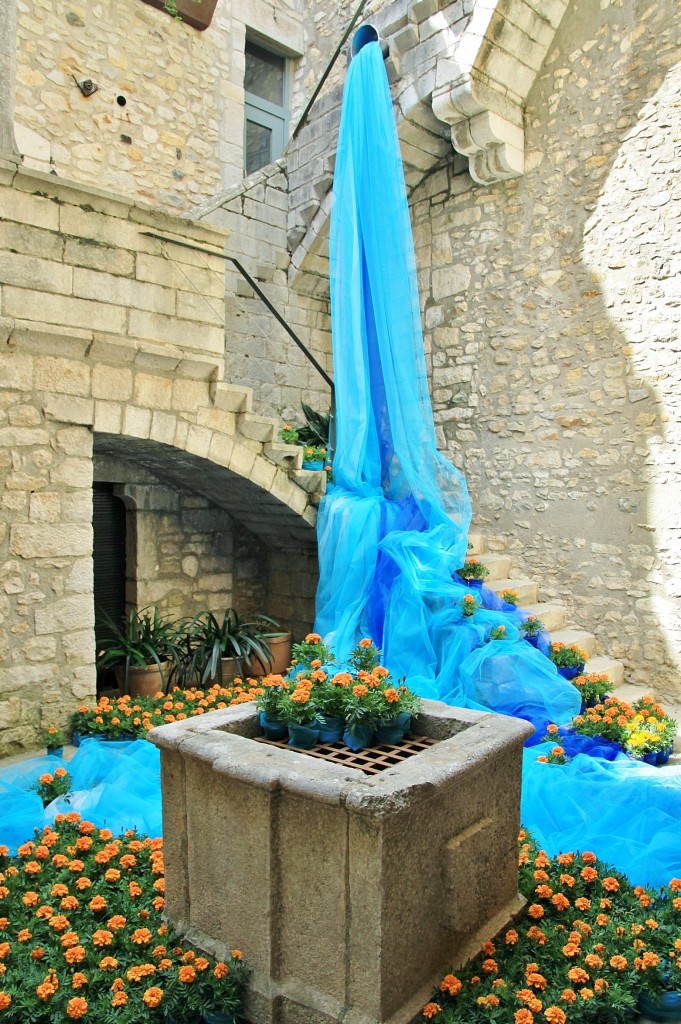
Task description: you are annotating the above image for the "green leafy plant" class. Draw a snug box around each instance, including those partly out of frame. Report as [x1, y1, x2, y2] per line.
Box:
[37, 724, 66, 750]
[96, 607, 187, 693]
[32, 767, 71, 806]
[573, 672, 612, 706]
[520, 615, 545, 638]
[279, 403, 330, 449]
[456, 558, 490, 582]
[184, 609, 278, 685]
[460, 593, 480, 617]
[549, 642, 588, 669]
[290, 632, 335, 671]
[499, 588, 519, 606]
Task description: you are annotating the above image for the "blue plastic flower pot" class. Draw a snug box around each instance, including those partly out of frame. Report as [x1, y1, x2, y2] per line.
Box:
[462, 578, 483, 589]
[343, 724, 375, 752]
[375, 713, 411, 745]
[637, 988, 681, 1021]
[259, 712, 287, 741]
[47, 746, 64, 758]
[203, 1010, 237, 1024]
[557, 665, 583, 680]
[288, 721, 319, 749]
[302, 459, 324, 471]
[316, 714, 344, 743]
[71, 731, 81, 747]
[525, 635, 540, 649]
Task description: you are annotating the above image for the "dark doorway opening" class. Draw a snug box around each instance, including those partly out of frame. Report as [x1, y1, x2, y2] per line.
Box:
[93, 483, 127, 693]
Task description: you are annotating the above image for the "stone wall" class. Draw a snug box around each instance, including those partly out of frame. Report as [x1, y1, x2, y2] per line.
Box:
[14, 0, 306, 211]
[413, 0, 681, 698]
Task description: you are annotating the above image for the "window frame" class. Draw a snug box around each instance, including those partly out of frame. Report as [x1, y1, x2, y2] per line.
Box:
[243, 38, 290, 176]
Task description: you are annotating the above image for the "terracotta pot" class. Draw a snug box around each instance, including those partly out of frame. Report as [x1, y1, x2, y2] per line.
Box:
[116, 663, 168, 698]
[249, 633, 292, 677]
[139, 0, 218, 31]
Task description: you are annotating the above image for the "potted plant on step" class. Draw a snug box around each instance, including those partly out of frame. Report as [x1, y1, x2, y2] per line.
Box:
[573, 671, 612, 710]
[455, 558, 490, 589]
[248, 620, 292, 676]
[96, 607, 186, 697]
[520, 615, 546, 648]
[38, 724, 66, 757]
[549, 641, 588, 679]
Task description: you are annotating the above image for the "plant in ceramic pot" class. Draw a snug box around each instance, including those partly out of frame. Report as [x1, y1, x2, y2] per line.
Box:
[314, 670, 351, 742]
[499, 587, 519, 607]
[573, 671, 612, 710]
[254, 674, 290, 740]
[37, 724, 66, 756]
[460, 592, 480, 618]
[32, 767, 71, 807]
[301, 443, 328, 470]
[96, 607, 187, 697]
[519, 614, 546, 648]
[278, 678, 320, 749]
[184, 609, 276, 685]
[248, 618, 292, 676]
[455, 558, 490, 588]
[165, 948, 249, 1024]
[549, 641, 588, 679]
[374, 679, 421, 745]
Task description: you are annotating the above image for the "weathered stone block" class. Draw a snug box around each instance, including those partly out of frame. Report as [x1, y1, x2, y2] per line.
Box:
[34, 594, 95, 635]
[92, 364, 133, 401]
[151, 701, 531, 1024]
[10, 524, 92, 559]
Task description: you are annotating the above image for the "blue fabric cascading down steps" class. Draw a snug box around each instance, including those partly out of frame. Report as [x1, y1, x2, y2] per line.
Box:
[314, 40, 681, 890]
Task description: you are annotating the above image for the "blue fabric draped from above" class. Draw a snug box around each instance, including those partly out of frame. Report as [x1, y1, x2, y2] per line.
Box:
[314, 40, 681, 888]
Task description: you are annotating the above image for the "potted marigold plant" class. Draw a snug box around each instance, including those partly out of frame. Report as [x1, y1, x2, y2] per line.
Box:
[32, 767, 71, 807]
[499, 588, 519, 607]
[549, 641, 588, 679]
[254, 675, 290, 740]
[291, 632, 335, 671]
[460, 593, 480, 617]
[573, 671, 612, 710]
[314, 670, 350, 742]
[455, 558, 490, 588]
[278, 678, 320, 749]
[374, 682, 421, 745]
[520, 615, 545, 647]
[38, 724, 66, 756]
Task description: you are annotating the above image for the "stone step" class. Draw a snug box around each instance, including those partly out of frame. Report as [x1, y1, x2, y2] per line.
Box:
[238, 410, 278, 443]
[211, 380, 253, 413]
[476, 553, 511, 581]
[487, 578, 539, 606]
[612, 681, 652, 704]
[467, 532, 485, 555]
[264, 441, 303, 469]
[550, 628, 598, 657]
[586, 655, 625, 687]
[519, 601, 566, 632]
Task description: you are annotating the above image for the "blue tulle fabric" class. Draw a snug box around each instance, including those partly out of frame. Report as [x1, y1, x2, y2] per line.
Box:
[0, 739, 161, 852]
[314, 40, 681, 888]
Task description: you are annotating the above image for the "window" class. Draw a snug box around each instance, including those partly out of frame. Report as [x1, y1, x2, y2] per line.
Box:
[244, 40, 289, 175]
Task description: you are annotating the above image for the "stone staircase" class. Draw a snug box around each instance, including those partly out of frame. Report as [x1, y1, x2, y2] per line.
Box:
[469, 532, 681, 760]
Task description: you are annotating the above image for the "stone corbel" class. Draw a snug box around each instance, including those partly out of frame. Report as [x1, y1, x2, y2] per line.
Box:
[432, 75, 524, 184]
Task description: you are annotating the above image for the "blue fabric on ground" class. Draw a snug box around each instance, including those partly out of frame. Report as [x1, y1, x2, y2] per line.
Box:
[316, 38, 681, 888]
[0, 739, 161, 852]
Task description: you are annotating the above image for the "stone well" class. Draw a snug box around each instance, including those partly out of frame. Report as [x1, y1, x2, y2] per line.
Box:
[150, 700, 532, 1024]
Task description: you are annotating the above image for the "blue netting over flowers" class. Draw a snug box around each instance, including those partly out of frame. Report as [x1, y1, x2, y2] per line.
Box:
[314, 39, 681, 888]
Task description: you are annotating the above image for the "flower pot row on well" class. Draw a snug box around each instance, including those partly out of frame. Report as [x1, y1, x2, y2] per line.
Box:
[259, 712, 413, 751]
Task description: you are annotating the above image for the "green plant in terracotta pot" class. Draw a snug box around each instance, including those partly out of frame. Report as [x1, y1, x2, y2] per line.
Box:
[96, 607, 187, 697]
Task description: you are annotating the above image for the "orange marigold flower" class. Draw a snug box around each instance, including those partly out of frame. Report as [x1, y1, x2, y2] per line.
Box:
[23, 891, 40, 906]
[71, 973, 87, 990]
[594, 979, 609, 994]
[669, 878, 681, 892]
[107, 916, 126, 931]
[61, 932, 80, 948]
[610, 955, 628, 971]
[132, 928, 152, 945]
[64, 946, 86, 964]
[75, 877, 91, 891]
[214, 962, 229, 980]
[143, 986, 164, 1008]
[89, 896, 107, 912]
[482, 958, 498, 974]
[440, 974, 461, 996]
[581, 867, 598, 883]
[111, 991, 128, 1007]
[105, 869, 120, 882]
[49, 915, 69, 932]
[359, 638, 372, 648]
[231, 949, 243, 959]
[92, 930, 113, 947]
[304, 633, 321, 644]
[178, 966, 196, 983]
[560, 989, 577, 1004]
[422, 1003, 441, 1020]
[579, 988, 594, 1000]
[602, 876, 620, 892]
[506, 930, 519, 945]
[31, 947, 45, 960]
[544, 1008, 566, 1024]
[568, 967, 589, 985]
[515, 1011, 534, 1024]
[528, 904, 544, 919]
[0, 993, 10, 1010]
[581, 851, 597, 864]
[352, 685, 368, 698]
[557, 853, 574, 866]
[552, 894, 570, 911]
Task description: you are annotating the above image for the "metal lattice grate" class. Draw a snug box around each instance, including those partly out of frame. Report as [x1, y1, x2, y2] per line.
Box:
[254, 735, 438, 775]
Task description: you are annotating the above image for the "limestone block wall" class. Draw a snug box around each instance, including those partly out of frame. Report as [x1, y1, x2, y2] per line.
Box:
[13, 0, 307, 211]
[0, 403, 95, 754]
[413, 0, 681, 698]
[201, 163, 333, 422]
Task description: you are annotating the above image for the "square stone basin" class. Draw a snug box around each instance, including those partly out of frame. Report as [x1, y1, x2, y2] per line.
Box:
[150, 699, 532, 1024]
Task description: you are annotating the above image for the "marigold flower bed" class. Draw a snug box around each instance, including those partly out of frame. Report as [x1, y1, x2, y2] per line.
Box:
[423, 832, 681, 1024]
[0, 814, 247, 1022]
